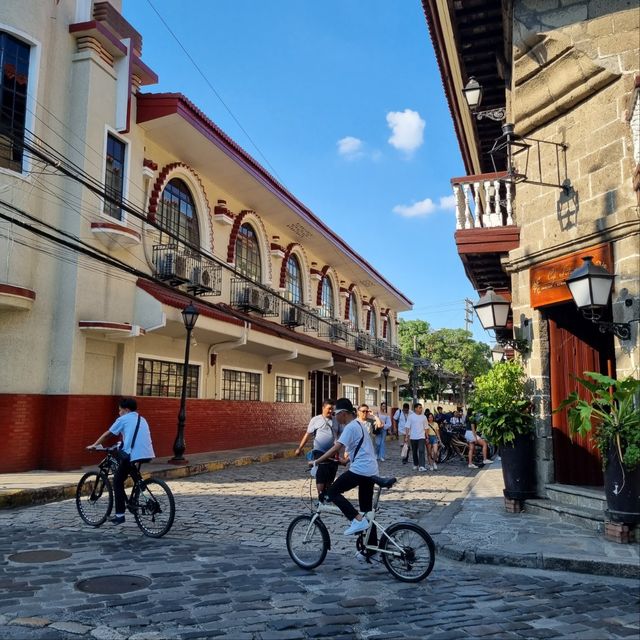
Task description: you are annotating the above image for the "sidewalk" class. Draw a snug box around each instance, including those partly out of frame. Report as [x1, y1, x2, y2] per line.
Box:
[428, 460, 640, 579]
[1, 447, 638, 579]
[0, 442, 299, 509]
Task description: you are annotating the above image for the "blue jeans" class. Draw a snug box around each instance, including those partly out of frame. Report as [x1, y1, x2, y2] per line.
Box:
[375, 431, 387, 459]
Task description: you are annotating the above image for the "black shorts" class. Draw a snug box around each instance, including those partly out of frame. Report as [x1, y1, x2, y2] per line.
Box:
[312, 450, 338, 485]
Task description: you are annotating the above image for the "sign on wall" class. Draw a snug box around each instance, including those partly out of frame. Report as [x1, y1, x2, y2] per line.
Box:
[530, 243, 613, 309]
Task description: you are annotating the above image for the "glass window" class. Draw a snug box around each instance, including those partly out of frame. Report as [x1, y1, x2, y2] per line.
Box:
[285, 254, 302, 303]
[104, 134, 126, 220]
[349, 292, 359, 329]
[0, 33, 30, 172]
[343, 384, 359, 405]
[276, 376, 303, 403]
[158, 178, 200, 247]
[369, 309, 378, 338]
[320, 277, 335, 318]
[235, 224, 262, 281]
[222, 369, 260, 401]
[136, 358, 199, 398]
[365, 388, 377, 407]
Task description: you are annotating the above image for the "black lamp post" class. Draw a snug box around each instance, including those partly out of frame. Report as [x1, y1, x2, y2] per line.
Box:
[473, 288, 529, 353]
[382, 366, 390, 407]
[171, 303, 200, 463]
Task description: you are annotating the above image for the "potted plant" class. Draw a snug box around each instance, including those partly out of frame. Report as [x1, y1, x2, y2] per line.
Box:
[555, 372, 640, 523]
[470, 360, 536, 500]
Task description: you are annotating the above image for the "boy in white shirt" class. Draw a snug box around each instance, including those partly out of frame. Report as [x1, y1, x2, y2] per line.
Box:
[404, 403, 428, 471]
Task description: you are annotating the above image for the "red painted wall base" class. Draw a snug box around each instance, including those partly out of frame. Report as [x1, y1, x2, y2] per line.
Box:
[0, 394, 310, 472]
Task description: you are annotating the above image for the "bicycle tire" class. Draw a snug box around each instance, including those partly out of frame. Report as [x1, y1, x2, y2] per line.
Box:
[380, 522, 435, 582]
[76, 471, 113, 527]
[286, 514, 329, 570]
[131, 478, 175, 538]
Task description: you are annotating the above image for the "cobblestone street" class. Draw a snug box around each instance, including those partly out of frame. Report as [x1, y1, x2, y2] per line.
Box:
[1, 451, 639, 639]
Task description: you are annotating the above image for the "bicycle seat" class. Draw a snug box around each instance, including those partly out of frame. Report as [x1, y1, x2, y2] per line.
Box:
[371, 475, 397, 489]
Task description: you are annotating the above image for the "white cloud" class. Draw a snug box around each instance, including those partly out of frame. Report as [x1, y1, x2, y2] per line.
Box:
[386, 109, 425, 155]
[393, 194, 456, 218]
[337, 136, 364, 159]
[439, 194, 456, 210]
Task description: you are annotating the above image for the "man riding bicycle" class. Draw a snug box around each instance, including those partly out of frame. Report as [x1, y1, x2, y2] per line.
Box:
[87, 397, 155, 525]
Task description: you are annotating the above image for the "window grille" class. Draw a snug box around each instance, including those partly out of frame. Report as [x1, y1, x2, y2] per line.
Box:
[320, 277, 335, 318]
[285, 254, 302, 303]
[136, 358, 199, 397]
[276, 376, 303, 403]
[158, 178, 200, 247]
[349, 292, 359, 329]
[222, 369, 261, 401]
[235, 224, 262, 281]
[343, 384, 359, 405]
[365, 388, 377, 407]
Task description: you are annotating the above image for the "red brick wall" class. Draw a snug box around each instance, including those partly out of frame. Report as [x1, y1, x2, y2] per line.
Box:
[0, 394, 310, 472]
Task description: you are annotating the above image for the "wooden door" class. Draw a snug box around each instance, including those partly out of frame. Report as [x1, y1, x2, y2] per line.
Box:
[548, 303, 614, 485]
[311, 372, 338, 417]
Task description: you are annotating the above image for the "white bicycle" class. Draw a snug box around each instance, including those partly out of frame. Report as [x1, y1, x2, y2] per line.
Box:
[286, 474, 435, 582]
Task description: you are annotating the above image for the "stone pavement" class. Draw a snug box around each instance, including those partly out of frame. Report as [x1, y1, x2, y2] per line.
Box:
[0, 448, 639, 639]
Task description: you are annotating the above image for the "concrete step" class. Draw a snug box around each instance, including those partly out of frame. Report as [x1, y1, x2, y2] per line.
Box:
[526, 498, 605, 533]
[545, 483, 606, 512]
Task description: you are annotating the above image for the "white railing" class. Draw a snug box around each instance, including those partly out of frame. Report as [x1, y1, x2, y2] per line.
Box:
[451, 171, 514, 230]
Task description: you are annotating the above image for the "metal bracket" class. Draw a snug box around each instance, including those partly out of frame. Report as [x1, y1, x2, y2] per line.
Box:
[475, 107, 506, 122]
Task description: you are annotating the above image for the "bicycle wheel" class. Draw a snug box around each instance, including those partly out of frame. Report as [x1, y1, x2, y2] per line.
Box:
[131, 478, 175, 538]
[286, 514, 329, 570]
[76, 472, 113, 526]
[380, 522, 435, 582]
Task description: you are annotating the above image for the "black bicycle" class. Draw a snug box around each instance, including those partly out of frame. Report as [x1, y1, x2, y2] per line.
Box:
[76, 445, 175, 538]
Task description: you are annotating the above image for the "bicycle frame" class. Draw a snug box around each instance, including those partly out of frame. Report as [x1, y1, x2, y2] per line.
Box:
[303, 485, 407, 560]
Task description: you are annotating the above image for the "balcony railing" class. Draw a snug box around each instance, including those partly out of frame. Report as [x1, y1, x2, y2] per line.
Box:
[153, 244, 221, 295]
[230, 279, 280, 317]
[451, 171, 514, 230]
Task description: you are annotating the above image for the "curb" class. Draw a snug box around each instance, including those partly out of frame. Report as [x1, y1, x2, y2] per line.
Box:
[0, 447, 298, 510]
[434, 538, 640, 580]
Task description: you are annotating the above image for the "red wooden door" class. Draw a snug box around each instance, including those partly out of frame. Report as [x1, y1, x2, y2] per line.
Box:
[548, 303, 614, 486]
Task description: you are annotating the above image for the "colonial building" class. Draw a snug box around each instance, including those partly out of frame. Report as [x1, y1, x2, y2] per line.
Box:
[0, 0, 410, 472]
[423, 1, 639, 504]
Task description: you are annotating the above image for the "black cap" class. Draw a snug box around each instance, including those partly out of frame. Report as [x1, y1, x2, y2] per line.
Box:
[334, 397, 355, 415]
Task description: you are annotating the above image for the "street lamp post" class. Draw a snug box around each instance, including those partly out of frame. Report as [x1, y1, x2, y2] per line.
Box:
[382, 366, 390, 407]
[171, 303, 200, 463]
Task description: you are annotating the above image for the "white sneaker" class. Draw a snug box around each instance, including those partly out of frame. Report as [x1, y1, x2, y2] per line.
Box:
[483, 459, 493, 464]
[379, 457, 385, 462]
[468, 463, 478, 469]
[419, 466, 427, 472]
[344, 517, 369, 536]
[412, 466, 418, 470]
[432, 462, 438, 470]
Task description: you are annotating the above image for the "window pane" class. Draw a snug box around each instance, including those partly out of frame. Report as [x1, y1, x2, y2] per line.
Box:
[222, 369, 261, 401]
[276, 376, 303, 403]
[370, 310, 377, 338]
[235, 224, 262, 281]
[285, 255, 302, 303]
[104, 134, 126, 220]
[343, 385, 358, 405]
[0, 33, 30, 172]
[320, 277, 334, 318]
[365, 388, 377, 406]
[136, 358, 199, 398]
[158, 178, 200, 247]
[349, 293, 358, 328]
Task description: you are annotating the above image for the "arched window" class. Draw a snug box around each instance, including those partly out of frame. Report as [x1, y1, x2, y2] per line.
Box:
[158, 178, 200, 247]
[285, 254, 302, 303]
[349, 292, 359, 329]
[369, 309, 377, 338]
[235, 223, 262, 281]
[320, 277, 335, 318]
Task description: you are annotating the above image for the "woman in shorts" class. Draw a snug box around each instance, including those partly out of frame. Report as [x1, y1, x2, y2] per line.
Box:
[426, 413, 441, 470]
[465, 408, 493, 469]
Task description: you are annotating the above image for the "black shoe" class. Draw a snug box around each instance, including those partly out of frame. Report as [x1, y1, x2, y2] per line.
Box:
[110, 515, 125, 525]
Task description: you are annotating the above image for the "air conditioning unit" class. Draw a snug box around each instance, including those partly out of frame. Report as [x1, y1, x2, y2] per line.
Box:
[190, 266, 214, 292]
[330, 323, 347, 342]
[174, 254, 188, 279]
[355, 335, 368, 351]
[283, 306, 303, 327]
[155, 250, 175, 278]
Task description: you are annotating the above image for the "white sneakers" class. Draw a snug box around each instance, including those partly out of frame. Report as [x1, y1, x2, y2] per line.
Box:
[412, 465, 418, 470]
[468, 463, 478, 469]
[379, 457, 385, 462]
[418, 466, 427, 472]
[344, 517, 369, 536]
[432, 462, 438, 470]
[483, 459, 493, 464]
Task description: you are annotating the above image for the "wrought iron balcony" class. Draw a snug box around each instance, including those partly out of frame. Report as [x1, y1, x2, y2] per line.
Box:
[451, 171, 513, 230]
[281, 302, 305, 328]
[355, 332, 373, 354]
[318, 319, 349, 343]
[230, 279, 280, 317]
[152, 244, 221, 296]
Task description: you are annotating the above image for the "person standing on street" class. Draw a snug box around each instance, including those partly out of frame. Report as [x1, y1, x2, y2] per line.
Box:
[373, 403, 391, 461]
[404, 403, 428, 471]
[393, 402, 412, 463]
[295, 399, 340, 499]
[87, 397, 155, 525]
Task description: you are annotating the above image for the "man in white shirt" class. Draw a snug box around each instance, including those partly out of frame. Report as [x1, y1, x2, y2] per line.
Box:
[88, 397, 155, 525]
[393, 403, 413, 463]
[313, 398, 379, 540]
[404, 403, 428, 471]
[295, 399, 339, 498]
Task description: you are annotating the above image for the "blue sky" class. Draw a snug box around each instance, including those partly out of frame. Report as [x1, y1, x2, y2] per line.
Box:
[123, 0, 487, 343]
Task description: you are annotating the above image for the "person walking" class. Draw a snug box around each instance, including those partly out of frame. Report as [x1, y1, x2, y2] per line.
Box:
[404, 403, 428, 471]
[426, 412, 441, 471]
[393, 402, 412, 463]
[373, 403, 391, 461]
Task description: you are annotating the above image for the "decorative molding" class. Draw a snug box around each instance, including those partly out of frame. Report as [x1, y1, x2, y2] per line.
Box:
[213, 199, 234, 225]
[226, 210, 272, 285]
[0, 283, 36, 312]
[90, 221, 141, 249]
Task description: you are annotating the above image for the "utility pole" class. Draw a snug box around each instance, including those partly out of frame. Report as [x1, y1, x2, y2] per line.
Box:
[464, 298, 474, 333]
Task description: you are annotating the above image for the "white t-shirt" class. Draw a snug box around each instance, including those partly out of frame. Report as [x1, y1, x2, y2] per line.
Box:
[338, 418, 378, 477]
[109, 412, 155, 461]
[406, 413, 427, 440]
[306, 414, 335, 452]
[376, 412, 392, 431]
[393, 409, 412, 435]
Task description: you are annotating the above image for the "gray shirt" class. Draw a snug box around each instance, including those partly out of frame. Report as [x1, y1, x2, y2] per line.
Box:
[306, 414, 337, 452]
